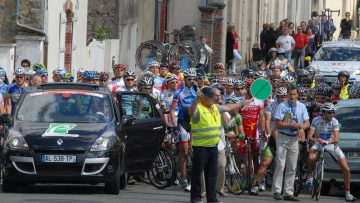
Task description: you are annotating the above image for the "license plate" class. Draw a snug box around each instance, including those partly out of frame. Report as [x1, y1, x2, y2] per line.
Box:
[41, 155, 76, 163]
[348, 152, 360, 158]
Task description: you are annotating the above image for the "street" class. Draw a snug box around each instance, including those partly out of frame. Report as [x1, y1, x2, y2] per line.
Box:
[0, 182, 348, 203]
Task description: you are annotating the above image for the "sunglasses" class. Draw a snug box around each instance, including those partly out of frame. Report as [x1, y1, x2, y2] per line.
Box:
[142, 87, 152, 90]
[234, 88, 243, 91]
[126, 78, 135, 81]
[325, 111, 335, 115]
[16, 76, 24, 79]
[186, 78, 195, 81]
[100, 79, 108, 82]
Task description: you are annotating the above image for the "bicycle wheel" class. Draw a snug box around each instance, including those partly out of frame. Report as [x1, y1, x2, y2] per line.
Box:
[315, 159, 324, 201]
[185, 150, 193, 182]
[168, 40, 201, 69]
[294, 160, 303, 197]
[148, 150, 177, 189]
[225, 155, 247, 195]
[136, 40, 166, 70]
[193, 42, 210, 68]
[311, 158, 321, 200]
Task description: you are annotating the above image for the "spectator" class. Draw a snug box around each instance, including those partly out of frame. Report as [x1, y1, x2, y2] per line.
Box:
[340, 12, 352, 40]
[288, 22, 295, 36]
[252, 42, 263, 70]
[293, 26, 308, 70]
[260, 23, 269, 57]
[29, 74, 42, 87]
[226, 24, 241, 75]
[276, 26, 295, 61]
[275, 21, 286, 37]
[21, 59, 31, 71]
[263, 23, 278, 62]
[300, 21, 307, 34]
[305, 28, 316, 61]
[326, 19, 336, 41]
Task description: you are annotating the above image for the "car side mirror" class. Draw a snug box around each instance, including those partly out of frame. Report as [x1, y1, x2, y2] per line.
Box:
[121, 115, 134, 126]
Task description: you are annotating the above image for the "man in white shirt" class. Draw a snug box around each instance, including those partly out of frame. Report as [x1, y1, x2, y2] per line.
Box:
[276, 27, 295, 61]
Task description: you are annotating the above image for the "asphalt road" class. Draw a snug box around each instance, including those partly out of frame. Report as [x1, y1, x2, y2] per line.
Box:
[0, 182, 351, 203]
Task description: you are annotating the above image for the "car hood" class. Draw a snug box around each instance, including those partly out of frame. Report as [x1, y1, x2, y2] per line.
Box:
[13, 121, 111, 151]
[311, 61, 360, 74]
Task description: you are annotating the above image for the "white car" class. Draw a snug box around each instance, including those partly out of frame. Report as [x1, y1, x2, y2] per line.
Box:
[311, 41, 360, 84]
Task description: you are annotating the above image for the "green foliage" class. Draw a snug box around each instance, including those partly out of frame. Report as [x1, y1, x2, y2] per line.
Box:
[95, 26, 111, 41]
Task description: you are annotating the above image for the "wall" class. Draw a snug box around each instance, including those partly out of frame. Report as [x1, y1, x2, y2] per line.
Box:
[170, 0, 202, 30]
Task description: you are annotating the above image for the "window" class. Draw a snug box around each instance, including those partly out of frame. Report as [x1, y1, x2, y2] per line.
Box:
[314, 47, 360, 61]
[336, 107, 360, 133]
[120, 94, 154, 119]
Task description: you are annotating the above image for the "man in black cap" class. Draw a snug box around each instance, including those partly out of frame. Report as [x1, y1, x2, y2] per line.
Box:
[189, 87, 246, 203]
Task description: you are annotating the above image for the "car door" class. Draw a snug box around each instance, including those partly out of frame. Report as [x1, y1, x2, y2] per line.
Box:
[116, 92, 165, 172]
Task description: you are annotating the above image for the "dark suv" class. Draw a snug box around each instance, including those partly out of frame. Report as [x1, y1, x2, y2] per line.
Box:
[1, 83, 165, 194]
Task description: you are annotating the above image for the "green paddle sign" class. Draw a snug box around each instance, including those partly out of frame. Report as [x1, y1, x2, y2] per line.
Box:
[250, 79, 272, 100]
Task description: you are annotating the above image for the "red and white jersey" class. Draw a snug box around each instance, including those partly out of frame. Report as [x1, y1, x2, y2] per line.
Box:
[239, 98, 264, 138]
[108, 78, 125, 93]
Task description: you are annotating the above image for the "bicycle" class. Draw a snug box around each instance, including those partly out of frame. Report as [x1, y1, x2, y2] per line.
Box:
[135, 30, 206, 71]
[224, 138, 247, 195]
[311, 141, 328, 201]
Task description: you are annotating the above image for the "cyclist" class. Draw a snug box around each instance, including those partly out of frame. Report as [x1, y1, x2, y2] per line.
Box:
[223, 78, 235, 101]
[36, 69, 48, 83]
[250, 87, 287, 195]
[161, 74, 179, 127]
[62, 72, 74, 83]
[117, 71, 137, 92]
[99, 72, 110, 88]
[195, 70, 207, 90]
[81, 71, 98, 84]
[330, 80, 342, 104]
[76, 68, 85, 82]
[273, 48, 294, 76]
[296, 69, 311, 88]
[170, 68, 197, 192]
[338, 70, 350, 100]
[239, 78, 265, 177]
[0, 68, 9, 98]
[214, 63, 225, 76]
[232, 80, 246, 101]
[309, 86, 331, 122]
[147, 61, 160, 76]
[52, 67, 67, 82]
[108, 64, 126, 93]
[349, 83, 360, 99]
[169, 60, 184, 82]
[307, 103, 357, 202]
[154, 62, 169, 92]
[29, 74, 42, 87]
[5, 67, 28, 114]
[313, 73, 325, 88]
[298, 87, 310, 104]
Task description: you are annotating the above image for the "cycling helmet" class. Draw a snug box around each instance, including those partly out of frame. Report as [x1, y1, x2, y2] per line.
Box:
[124, 70, 136, 79]
[315, 86, 330, 96]
[298, 87, 309, 97]
[255, 70, 267, 78]
[226, 78, 234, 86]
[99, 72, 110, 80]
[148, 61, 160, 68]
[77, 67, 85, 73]
[160, 63, 169, 69]
[142, 70, 156, 79]
[82, 71, 97, 79]
[270, 65, 282, 71]
[276, 87, 288, 96]
[337, 70, 350, 80]
[0, 68, 6, 77]
[214, 63, 225, 70]
[36, 69, 48, 77]
[183, 68, 197, 78]
[349, 83, 360, 99]
[314, 73, 324, 81]
[62, 72, 74, 82]
[296, 69, 310, 76]
[225, 96, 240, 104]
[320, 102, 335, 112]
[268, 47, 277, 56]
[32, 63, 46, 72]
[331, 80, 341, 89]
[277, 48, 286, 54]
[165, 74, 178, 83]
[138, 77, 154, 87]
[282, 74, 295, 83]
[305, 65, 316, 74]
[241, 69, 255, 78]
[53, 67, 67, 76]
[317, 82, 330, 89]
[196, 70, 206, 79]
[14, 66, 26, 75]
[233, 80, 244, 88]
[26, 69, 36, 76]
[113, 63, 126, 70]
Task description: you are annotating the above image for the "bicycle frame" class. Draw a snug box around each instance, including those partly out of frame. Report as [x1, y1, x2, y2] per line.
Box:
[312, 142, 326, 201]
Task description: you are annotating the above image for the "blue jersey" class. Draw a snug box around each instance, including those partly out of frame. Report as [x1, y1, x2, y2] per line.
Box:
[6, 84, 27, 112]
[172, 86, 197, 122]
[1, 84, 8, 98]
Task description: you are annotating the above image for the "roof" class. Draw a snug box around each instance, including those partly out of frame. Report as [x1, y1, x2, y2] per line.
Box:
[321, 40, 360, 48]
[24, 83, 111, 94]
[335, 99, 360, 108]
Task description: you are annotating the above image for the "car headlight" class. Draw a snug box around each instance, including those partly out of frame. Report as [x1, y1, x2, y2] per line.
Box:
[4, 130, 29, 150]
[90, 132, 115, 152]
[353, 70, 360, 75]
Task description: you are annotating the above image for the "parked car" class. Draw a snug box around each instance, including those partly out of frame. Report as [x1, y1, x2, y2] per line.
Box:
[1, 83, 165, 194]
[322, 99, 360, 194]
[311, 41, 360, 84]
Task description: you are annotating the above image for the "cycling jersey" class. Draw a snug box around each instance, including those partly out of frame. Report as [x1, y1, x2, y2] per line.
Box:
[224, 113, 242, 133]
[6, 84, 27, 113]
[239, 98, 264, 138]
[310, 116, 339, 140]
[172, 86, 197, 122]
[108, 78, 125, 93]
[161, 89, 178, 127]
[153, 76, 165, 93]
[1, 84, 8, 98]
[115, 85, 137, 92]
[223, 92, 235, 101]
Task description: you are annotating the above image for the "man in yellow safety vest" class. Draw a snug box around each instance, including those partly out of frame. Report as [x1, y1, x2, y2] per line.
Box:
[189, 87, 246, 203]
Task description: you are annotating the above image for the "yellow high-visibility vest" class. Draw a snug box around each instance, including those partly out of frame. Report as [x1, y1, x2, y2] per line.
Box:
[340, 84, 349, 100]
[191, 103, 221, 147]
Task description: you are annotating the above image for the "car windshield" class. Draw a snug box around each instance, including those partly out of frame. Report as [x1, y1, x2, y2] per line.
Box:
[16, 90, 113, 123]
[336, 107, 360, 133]
[314, 47, 360, 61]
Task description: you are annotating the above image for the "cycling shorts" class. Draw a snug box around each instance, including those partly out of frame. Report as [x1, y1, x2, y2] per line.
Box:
[261, 144, 276, 160]
[311, 143, 345, 161]
[178, 121, 191, 144]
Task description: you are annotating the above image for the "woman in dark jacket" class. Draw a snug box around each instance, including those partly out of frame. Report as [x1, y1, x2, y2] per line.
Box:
[226, 26, 235, 74]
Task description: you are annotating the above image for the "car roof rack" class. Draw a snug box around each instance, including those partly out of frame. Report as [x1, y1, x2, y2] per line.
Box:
[37, 82, 100, 91]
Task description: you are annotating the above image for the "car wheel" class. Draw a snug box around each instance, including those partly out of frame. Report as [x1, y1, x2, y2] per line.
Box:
[105, 169, 120, 194]
[2, 179, 19, 193]
[120, 172, 127, 190]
